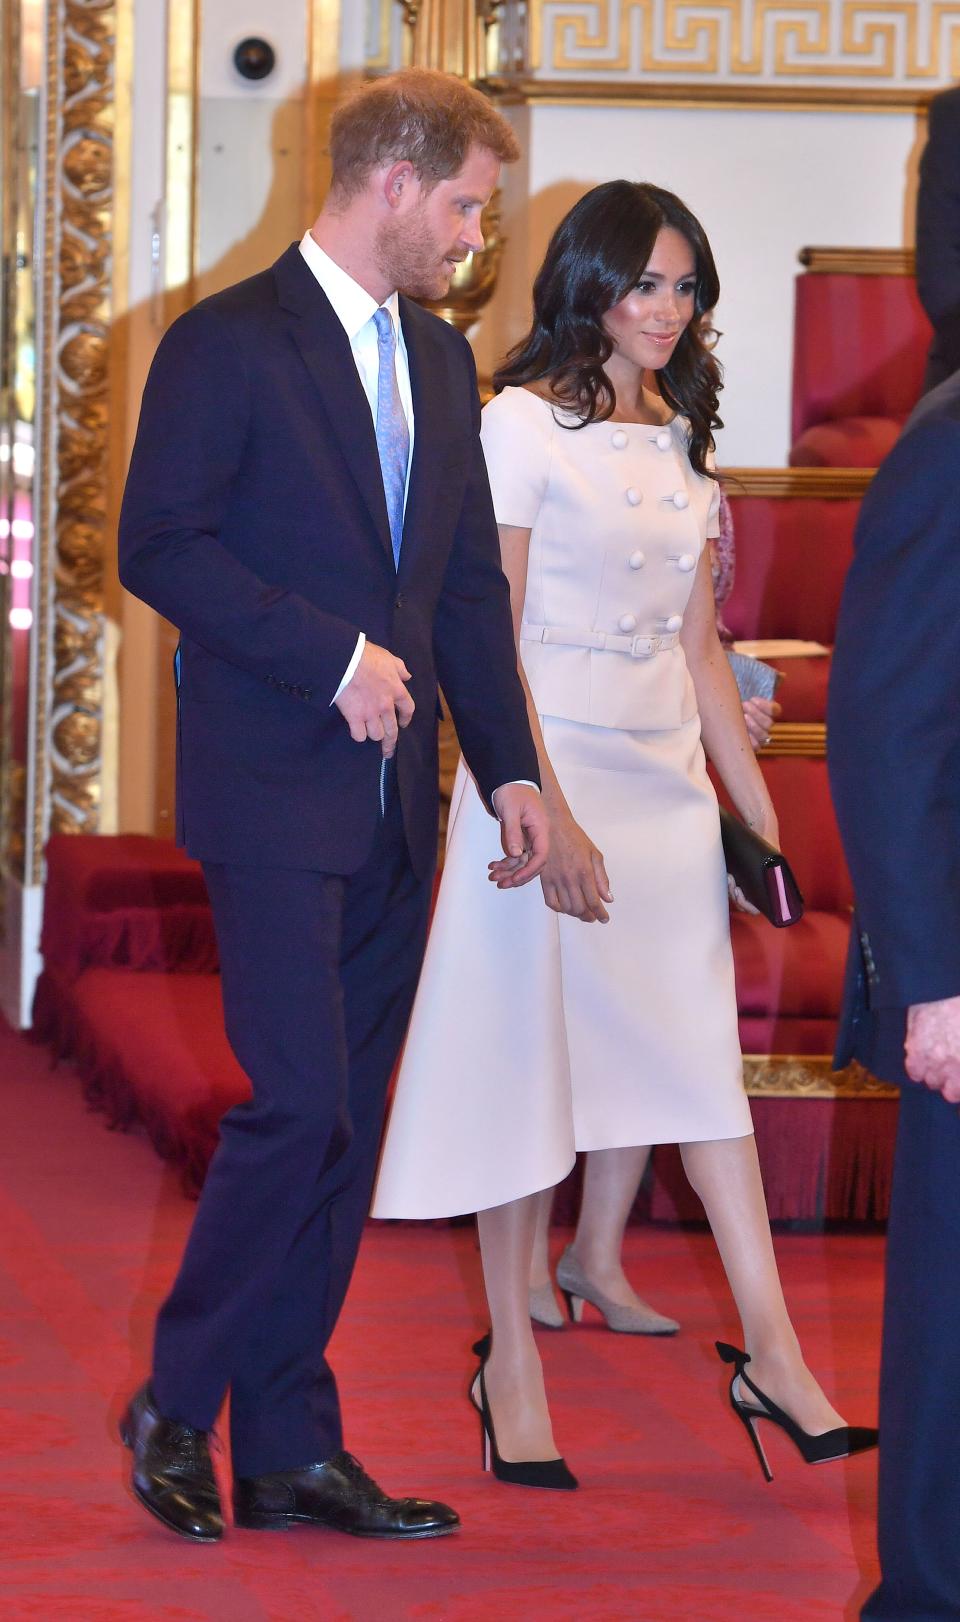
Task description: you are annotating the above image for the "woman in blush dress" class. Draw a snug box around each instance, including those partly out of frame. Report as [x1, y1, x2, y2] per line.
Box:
[525, 483, 783, 1340]
[372, 182, 876, 1488]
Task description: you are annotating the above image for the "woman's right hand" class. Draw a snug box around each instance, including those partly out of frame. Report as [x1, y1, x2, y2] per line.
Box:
[541, 811, 613, 923]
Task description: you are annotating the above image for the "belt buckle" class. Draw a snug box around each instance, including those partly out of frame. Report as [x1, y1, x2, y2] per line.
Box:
[630, 633, 657, 658]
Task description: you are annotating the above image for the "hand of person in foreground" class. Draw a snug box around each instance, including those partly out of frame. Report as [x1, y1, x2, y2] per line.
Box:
[533, 808, 612, 923]
[487, 783, 550, 889]
[335, 642, 415, 757]
[742, 695, 782, 752]
[905, 995, 960, 1103]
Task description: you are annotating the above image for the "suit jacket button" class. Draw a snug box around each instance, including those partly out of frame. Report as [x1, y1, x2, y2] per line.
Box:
[395, 594, 404, 609]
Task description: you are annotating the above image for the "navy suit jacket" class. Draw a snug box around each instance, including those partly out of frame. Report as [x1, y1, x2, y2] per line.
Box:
[119, 244, 538, 877]
[917, 85, 960, 391]
[828, 370, 960, 1082]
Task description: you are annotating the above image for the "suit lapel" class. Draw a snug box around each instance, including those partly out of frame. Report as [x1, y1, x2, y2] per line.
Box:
[274, 244, 393, 564]
[400, 297, 453, 572]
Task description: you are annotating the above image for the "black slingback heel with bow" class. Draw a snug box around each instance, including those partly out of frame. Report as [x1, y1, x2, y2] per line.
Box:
[715, 1341, 878, 1483]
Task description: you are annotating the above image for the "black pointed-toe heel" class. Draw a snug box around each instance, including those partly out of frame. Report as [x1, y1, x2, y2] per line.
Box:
[468, 1335, 578, 1490]
[715, 1342, 878, 1483]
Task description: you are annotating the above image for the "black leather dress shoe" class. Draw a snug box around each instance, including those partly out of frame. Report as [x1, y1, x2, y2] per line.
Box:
[120, 1382, 223, 1542]
[233, 1451, 459, 1540]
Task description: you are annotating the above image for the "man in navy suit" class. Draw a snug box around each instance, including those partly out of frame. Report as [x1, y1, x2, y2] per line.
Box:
[117, 69, 547, 1544]
[828, 370, 960, 1619]
[917, 85, 960, 392]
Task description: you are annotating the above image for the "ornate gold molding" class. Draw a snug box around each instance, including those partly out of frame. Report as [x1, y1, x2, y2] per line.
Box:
[0, 0, 21, 888]
[35, 0, 118, 863]
[722, 465, 873, 498]
[486, 72, 935, 112]
[404, 0, 505, 81]
[743, 1055, 898, 1099]
[799, 245, 916, 276]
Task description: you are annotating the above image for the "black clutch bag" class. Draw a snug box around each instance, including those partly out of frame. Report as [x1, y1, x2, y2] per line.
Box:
[719, 809, 804, 928]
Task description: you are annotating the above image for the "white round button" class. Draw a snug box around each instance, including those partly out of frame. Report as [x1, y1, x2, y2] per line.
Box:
[618, 613, 638, 633]
[665, 614, 683, 633]
[626, 487, 642, 506]
[656, 430, 672, 451]
[677, 552, 696, 572]
[629, 550, 645, 570]
[612, 429, 628, 449]
[672, 490, 690, 510]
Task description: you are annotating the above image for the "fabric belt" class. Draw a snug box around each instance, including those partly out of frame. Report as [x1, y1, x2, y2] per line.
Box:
[520, 622, 680, 660]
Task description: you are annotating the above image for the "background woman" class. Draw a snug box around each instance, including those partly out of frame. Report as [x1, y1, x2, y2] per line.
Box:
[373, 182, 874, 1487]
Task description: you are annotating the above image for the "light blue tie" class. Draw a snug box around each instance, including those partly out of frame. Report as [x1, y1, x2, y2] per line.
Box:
[373, 306, 410, 569]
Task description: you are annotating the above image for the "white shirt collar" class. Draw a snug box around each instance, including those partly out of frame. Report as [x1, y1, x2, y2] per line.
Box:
[299, 230, 401, 342]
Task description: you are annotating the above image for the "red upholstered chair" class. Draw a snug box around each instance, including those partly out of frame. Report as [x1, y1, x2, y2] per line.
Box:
[712, 757, 853, 1056]
[723, 490, 860, 720]
[790, 267, 930, 467]
[735, 757, 853, 1055]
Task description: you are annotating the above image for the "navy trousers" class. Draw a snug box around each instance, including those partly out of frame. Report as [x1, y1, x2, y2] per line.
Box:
[862, 1081, 960, 1620]
[152, 776, 433, 1477]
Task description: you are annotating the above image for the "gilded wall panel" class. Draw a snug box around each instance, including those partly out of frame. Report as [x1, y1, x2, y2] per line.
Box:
[531, 1, 960, 89]
[36, 0, 117, 855]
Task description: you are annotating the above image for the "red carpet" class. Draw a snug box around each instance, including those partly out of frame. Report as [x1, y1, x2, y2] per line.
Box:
[1, 1017, 882, 1619]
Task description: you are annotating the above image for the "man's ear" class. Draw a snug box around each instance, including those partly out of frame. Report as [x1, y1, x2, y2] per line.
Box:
[382, 159, 417, 211]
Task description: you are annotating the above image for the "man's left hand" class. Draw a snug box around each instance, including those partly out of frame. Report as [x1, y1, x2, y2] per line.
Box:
[905, 995, 960, 1103]
[487, 784, 549, 888]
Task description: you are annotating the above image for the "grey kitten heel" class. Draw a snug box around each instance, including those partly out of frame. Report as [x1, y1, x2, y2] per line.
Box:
[555, 1246, 680, 1336]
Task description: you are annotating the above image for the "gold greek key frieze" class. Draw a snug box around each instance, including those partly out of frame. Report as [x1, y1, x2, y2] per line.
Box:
[36, 0, 117, 857]
[530, 1, 960, 88]
[743, 1055, 898, 1098]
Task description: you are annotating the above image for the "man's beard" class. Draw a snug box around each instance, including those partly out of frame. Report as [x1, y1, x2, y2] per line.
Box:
[375, 212, 456, 300]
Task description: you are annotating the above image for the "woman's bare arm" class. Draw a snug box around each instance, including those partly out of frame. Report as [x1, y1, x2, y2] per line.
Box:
[681, 549, 779, 846]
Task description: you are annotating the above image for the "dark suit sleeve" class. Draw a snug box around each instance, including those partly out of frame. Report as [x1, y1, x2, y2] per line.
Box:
[916, 92, 960, 331]
[827, 416, 960, 1008]
[432, 341, 540, 807]
[119, 304, 360, 705]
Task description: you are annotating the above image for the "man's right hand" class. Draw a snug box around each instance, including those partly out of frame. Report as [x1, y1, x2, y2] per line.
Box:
[334, 641, 414, 758]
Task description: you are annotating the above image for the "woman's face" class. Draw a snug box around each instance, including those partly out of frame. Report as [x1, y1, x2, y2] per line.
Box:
[602, 225, 698, 373]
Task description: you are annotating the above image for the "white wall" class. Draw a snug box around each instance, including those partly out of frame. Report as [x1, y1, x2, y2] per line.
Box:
[473, 104, 924, 467]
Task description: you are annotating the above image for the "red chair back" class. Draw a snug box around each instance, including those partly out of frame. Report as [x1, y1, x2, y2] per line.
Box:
[723, 493, 860, 644]
[792, 272, 930, 442]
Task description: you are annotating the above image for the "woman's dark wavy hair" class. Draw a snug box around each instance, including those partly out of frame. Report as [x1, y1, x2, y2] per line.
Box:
[494, 181, 722, 477]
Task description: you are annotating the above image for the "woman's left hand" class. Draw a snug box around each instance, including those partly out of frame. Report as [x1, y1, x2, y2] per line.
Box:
[742, 696, 782, 752]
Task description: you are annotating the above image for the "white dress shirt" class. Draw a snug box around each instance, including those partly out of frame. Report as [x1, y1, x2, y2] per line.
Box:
[299, 230, 414, 699]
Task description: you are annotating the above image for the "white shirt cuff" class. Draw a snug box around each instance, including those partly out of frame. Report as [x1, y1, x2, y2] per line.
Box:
[331, 633, 366, 704]
[492, 780, 540, 816]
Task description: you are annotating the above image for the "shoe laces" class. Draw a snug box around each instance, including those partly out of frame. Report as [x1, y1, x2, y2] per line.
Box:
[335, 1452, 391, 1504]
[164, 1422, 214, 1472]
